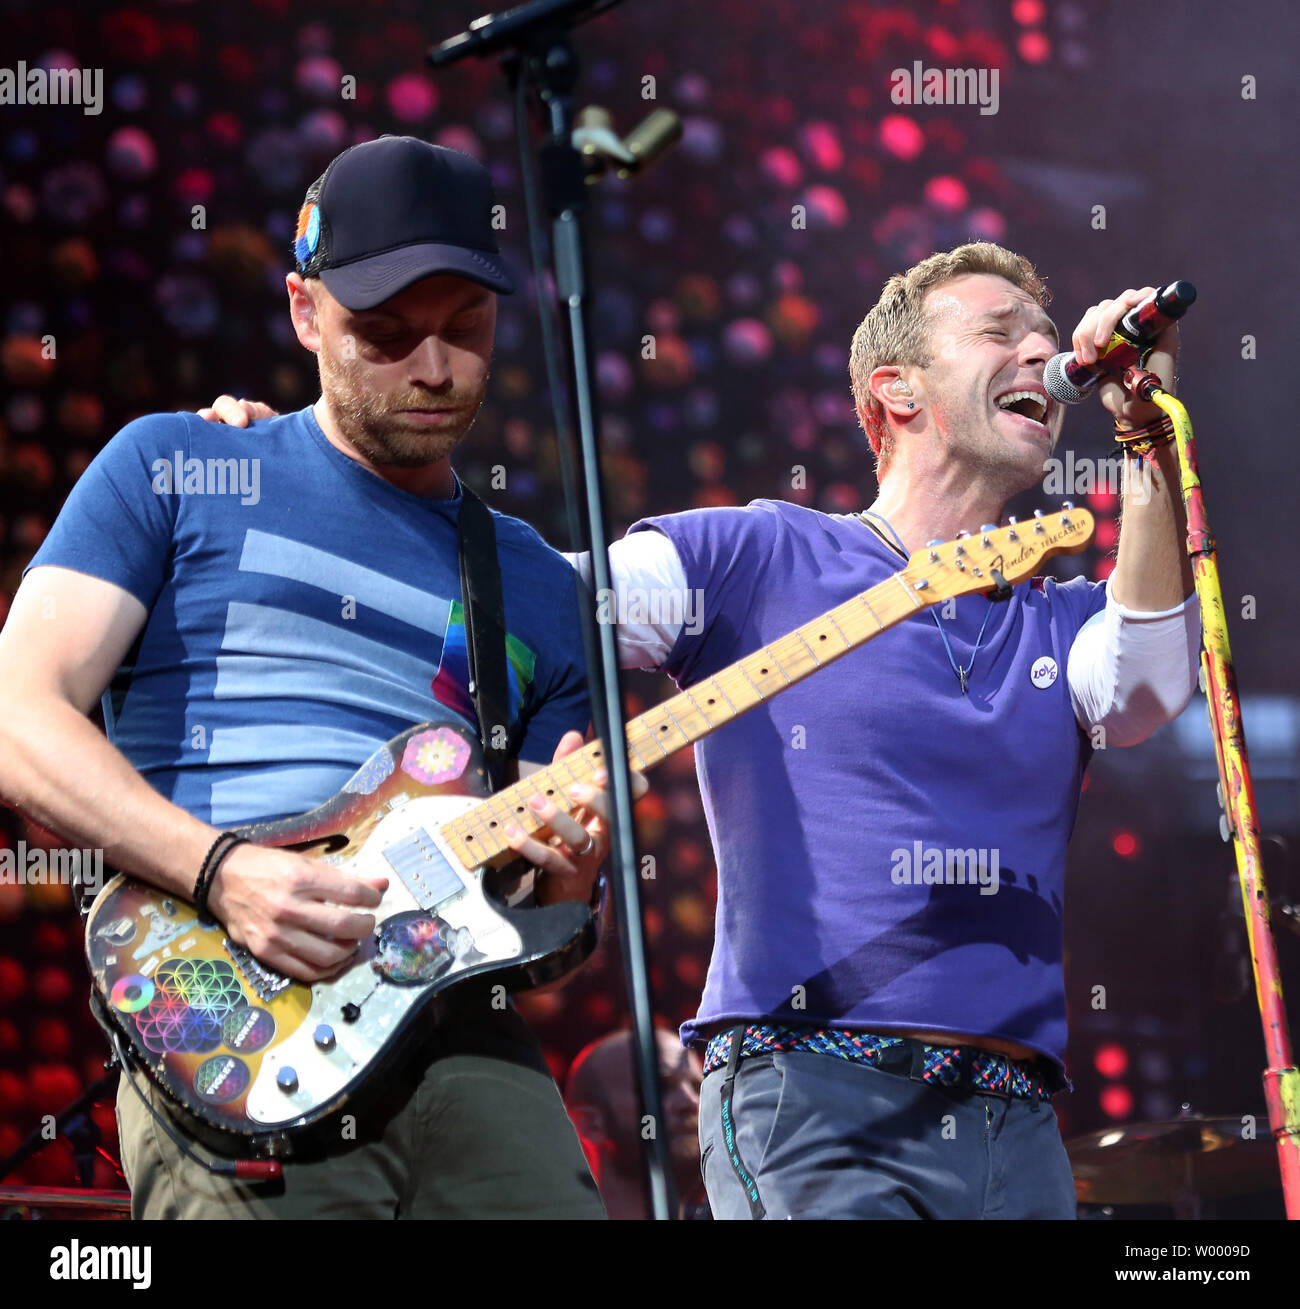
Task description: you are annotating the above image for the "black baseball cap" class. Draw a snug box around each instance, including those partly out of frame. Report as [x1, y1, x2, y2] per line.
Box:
[293, 135, 515, 309]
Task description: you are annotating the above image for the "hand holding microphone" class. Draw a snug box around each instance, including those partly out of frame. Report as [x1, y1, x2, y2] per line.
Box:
[1050, 282, 1193, 430]
[1045, 280, 1195, 404]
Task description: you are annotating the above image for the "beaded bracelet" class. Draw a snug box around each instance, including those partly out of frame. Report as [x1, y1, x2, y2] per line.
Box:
[1114, 412, 1175, 460]
[193, 831, 247, 924]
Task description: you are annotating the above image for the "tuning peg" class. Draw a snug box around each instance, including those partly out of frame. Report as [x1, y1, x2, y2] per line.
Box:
[925, 539, 944, 548]
[980, 523, 996, 532]
[1007, 515, 1018, 525]
[955, 530, 970, 539]
[1061, 500, 1074, 511]
[1033, 509, 1043, 518]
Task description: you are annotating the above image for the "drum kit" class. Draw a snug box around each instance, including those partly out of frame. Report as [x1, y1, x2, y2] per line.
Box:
[0, 1184, 130, 1220]
[1069, 1110, 1286, 1220]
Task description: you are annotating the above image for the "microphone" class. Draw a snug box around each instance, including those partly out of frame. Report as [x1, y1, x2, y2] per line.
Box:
[427, 0, 623, 68]
[1044, 280, 1196, 404]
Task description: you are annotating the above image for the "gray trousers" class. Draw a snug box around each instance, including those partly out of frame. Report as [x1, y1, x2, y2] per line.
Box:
[117, 992, 605, 1220]
[700, 1049, 1077, 1219]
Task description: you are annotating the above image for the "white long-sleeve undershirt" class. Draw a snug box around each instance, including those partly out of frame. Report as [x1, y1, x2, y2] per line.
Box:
[565, 531, 1201, 743]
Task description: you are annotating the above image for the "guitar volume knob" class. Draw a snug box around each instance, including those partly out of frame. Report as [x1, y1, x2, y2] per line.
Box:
[313, 1024, 336, 1051]
[276, 1066, 299, 1094]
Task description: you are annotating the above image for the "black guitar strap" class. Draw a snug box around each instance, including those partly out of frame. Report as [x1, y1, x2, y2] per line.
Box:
[457, 482, 513, 791]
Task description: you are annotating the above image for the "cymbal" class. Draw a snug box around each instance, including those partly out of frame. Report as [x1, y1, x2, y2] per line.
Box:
[1067, 1115, 1279, 1205]
[0, 1184, 131, 1219]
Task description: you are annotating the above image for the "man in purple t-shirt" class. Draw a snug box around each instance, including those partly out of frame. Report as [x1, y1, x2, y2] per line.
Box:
[601, 244, 1199, 1219]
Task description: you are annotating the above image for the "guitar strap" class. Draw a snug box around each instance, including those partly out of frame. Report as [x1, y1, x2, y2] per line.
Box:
[456, 481, 514, 791]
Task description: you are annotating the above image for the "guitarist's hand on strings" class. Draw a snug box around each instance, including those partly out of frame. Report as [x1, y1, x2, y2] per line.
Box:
[507, 730, 648, 907]
[206, 844, 389, 983]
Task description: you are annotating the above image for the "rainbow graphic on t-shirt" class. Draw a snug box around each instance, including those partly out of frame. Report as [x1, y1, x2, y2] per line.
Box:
[431, 600, 537, 734]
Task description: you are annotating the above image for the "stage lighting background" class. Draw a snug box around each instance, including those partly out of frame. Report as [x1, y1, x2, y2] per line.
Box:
[0, 0, 1296, 1197]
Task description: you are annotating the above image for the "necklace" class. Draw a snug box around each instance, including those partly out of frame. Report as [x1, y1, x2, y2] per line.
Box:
[856, 509, 995, 695]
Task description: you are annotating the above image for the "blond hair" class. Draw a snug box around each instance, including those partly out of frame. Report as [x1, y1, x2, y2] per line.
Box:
[848, 243, 1049, 476]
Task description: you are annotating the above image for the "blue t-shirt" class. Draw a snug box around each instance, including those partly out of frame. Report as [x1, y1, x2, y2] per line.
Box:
[630, 499, 1107, 1072]
[27, 405, 590, 825]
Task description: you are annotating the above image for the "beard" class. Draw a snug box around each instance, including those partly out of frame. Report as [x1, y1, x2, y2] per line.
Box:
[317, 337, 488, 469]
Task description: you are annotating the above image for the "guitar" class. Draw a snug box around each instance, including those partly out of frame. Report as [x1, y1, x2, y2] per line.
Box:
[86, 508, 1093, 1154]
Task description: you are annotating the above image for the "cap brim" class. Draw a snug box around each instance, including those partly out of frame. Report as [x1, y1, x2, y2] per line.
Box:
[319, 242, 515, 310]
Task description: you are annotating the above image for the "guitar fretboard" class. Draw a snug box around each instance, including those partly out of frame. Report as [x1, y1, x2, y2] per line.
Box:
[438, 564, 928, 869]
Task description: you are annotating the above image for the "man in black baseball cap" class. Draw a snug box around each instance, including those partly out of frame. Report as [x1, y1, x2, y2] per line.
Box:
[284, 135, 518, 498]
[293, 134, 515, 308]
[12, 131, 636, 1219]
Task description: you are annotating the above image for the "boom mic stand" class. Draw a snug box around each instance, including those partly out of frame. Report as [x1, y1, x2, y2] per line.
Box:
[1121, 361, 1300, 1218]
[428, 0, 679, 1220]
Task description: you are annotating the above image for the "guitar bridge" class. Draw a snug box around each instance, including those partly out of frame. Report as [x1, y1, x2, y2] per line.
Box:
[223, 940, 294, 1001]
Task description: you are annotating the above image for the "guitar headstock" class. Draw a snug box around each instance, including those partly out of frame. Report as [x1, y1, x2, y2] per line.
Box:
[903, 505, 1095, 602]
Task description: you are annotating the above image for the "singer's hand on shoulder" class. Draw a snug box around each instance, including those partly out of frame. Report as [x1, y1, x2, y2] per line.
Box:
[1071, 287, 1178, 429]
[196, 395, 278, 427]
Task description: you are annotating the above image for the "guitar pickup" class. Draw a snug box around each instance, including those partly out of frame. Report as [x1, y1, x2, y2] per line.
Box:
[382, 829, 466, 910]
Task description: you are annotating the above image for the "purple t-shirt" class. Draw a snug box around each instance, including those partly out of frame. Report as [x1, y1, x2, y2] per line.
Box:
[630, 499, 1107, 1072]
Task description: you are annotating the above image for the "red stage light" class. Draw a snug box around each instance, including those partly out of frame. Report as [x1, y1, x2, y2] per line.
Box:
[1094, 1042, 1129, 1079]
[0, 1069, 25, 1115]
[583, 993, 616, 1027]
[33, 1017, 72, 1060]
[879, 115, 925, 162]
[33, 965, 75, 1007]
[32, 920, 66, 955]
[924, 175, 968, 213]
[1111, 831, 1140, 858]
[29, 1064, 81, 1110]
[1012, 0, 1046, 24]
[1017, 31, 1052, 64]
[0, 956, 27, 1005]
[1099, 1084, 1134, 1120]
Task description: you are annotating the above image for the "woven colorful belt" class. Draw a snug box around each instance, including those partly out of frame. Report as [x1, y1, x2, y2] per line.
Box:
[702, 1024, 1056, 1100]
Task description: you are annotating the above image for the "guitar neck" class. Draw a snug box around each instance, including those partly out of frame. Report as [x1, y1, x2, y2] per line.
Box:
[439, 563, 930, 869]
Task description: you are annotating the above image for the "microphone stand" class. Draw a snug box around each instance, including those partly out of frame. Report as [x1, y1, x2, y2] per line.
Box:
[0, 1067, 119, 1187]
[428, 0, 676, 1220]
[1123, 363, 1300, 1218]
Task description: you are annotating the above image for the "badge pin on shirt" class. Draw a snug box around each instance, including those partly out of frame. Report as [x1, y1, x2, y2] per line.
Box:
[1030, 656, 1059, 689]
